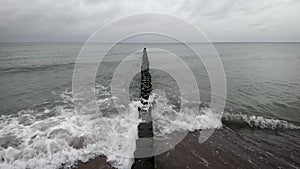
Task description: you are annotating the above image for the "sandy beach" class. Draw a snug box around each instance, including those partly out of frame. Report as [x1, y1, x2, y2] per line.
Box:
[74, 126, 299, 169]
[75, 156, 115, 169]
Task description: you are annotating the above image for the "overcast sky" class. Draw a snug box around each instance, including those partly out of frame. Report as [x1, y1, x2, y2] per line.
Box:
[0, 0, 299, 42]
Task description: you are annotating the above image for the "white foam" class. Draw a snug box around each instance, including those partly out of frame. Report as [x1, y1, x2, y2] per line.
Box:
[0, 87, 141, 169]
[223, 112, 300, 129]
[150, 93, 222, 137]
[2, 87, 297, 169]
[0, 89, 223, 169]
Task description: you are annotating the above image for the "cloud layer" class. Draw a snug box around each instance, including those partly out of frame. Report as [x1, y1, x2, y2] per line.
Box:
[0, 0, 299, 42]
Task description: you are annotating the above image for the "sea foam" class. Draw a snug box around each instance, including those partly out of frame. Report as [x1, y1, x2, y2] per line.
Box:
[0, 88, 298, 169]
[0, 86, 140, 169]
[222, 112, 300, 130]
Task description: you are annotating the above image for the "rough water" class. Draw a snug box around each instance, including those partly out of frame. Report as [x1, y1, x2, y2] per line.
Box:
[0, 43, 299, 169]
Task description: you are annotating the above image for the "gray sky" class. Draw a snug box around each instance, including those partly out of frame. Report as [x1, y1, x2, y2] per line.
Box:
[0, 0, 299, 42]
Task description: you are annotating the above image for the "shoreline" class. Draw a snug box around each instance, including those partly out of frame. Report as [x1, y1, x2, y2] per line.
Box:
[73, 128, 300, 169]
[74, 156, 115, 169]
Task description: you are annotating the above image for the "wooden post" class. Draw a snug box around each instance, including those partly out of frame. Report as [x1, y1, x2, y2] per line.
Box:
[131, 48, 154, 169]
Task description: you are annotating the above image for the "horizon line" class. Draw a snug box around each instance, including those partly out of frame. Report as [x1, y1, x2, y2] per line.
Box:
[0, 41, 299, 43]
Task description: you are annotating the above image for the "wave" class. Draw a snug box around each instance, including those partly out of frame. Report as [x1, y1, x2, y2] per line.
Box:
[0, 88, 299, 169]
[0, 63, 75, 74]
[0, 86, 140, 169]
[150, 92, 222, 137]
[222, 112, 300, 130]
[0, 60, 127, 74]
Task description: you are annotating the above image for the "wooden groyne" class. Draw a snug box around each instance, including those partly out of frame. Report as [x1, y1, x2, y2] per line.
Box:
[131, 48, 154, 169]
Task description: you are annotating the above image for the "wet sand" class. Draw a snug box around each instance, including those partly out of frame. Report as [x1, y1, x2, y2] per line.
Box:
[155, 130, 238, 169]
[74, 127, 300, 169]
[155, 127, 300, 169]
[75, 156, 115, 169]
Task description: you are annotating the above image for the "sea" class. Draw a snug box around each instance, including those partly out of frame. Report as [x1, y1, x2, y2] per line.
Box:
[0, 42, 299, 169]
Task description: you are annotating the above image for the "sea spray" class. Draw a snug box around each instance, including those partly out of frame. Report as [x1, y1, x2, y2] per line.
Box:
[0, 86, 140, 169]
[0, 87, 299, 169]
[222, 112, 300, 130]
[151, 92, 223, 138]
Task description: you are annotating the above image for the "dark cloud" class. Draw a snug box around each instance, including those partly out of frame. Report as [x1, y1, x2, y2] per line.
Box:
[0, 0, 299, 42]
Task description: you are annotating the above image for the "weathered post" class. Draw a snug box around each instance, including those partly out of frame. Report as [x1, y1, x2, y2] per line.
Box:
[131, 48, 154, 169]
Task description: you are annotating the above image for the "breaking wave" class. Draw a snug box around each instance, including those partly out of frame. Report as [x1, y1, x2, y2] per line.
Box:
[0, 87, 299, 169]
[0, 86, 140, 169]
[222, 112, 300, 130]
[150, 92, 222, 137]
